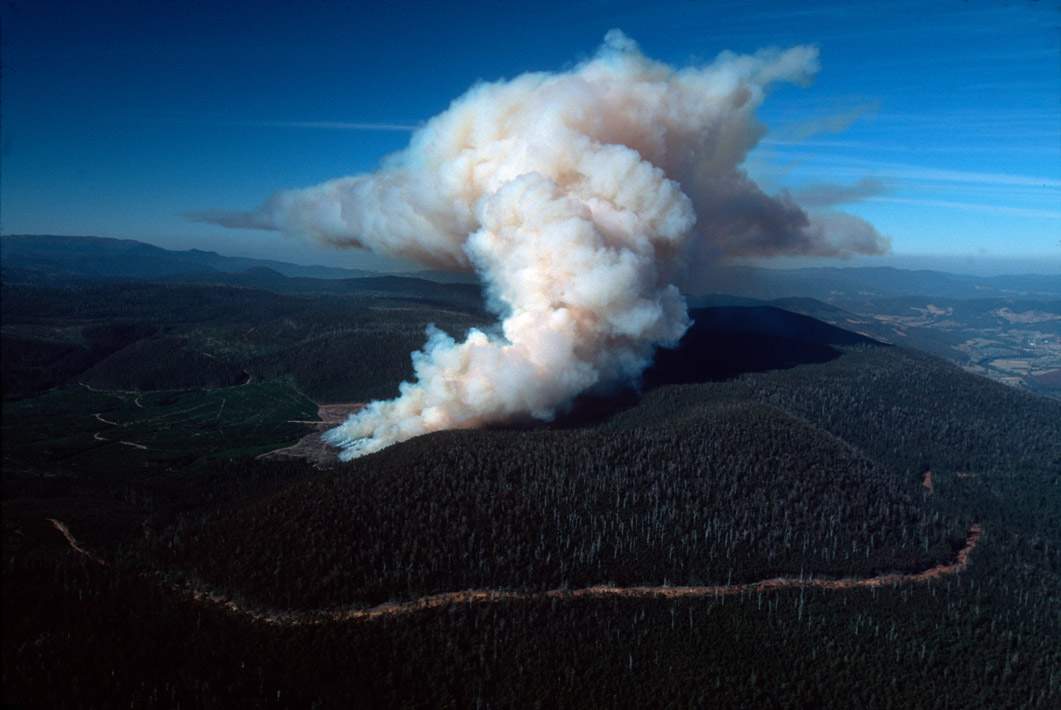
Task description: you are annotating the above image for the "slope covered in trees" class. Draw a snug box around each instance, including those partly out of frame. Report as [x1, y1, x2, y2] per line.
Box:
[145, 343, 1060, 616]
[3, 278, 1060, 708]
[0, 282, 488, 402]
[150, 399, 950, 610]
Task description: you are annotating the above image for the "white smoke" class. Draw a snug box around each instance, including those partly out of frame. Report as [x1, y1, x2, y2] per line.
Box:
[196, 31, 888, 460]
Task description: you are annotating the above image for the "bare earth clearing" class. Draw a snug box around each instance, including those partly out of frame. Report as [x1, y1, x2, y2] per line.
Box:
[48, 518, 982, 627]
[257, 403, 364, 467]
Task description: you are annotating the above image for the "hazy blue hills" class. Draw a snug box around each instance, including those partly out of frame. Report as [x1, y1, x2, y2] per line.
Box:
[155, 267, 485, 306]
[4, 234, 1057, 398]
[7, 234, 1059, 302]
[1, 235, 486, 309]
[0, 234, 376, 283]
[703, 264, 1061, 302]
[6, 235, 1060, 301]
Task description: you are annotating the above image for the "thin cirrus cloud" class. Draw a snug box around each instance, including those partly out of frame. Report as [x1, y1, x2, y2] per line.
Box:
[756, 149, 1060, 223]
[865, 197, 1061, 221]
[761, 138, 1049, 156]
[226, 120, 418, 131]
[789, 178, 889, 208]
[772, 157, 1061, 191]
[831, 162, 1061, 190]
[772, 102, 880, 142]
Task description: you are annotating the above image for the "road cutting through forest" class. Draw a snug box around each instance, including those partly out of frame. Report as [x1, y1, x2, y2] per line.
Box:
[48, 517, 982, 627]
[47, 519, 110, 568]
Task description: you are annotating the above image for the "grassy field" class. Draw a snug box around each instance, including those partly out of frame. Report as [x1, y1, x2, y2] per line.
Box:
[1, 379, 318, 479]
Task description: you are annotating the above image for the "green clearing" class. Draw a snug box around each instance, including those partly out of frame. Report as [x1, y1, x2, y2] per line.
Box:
[1, 379, 318, 479]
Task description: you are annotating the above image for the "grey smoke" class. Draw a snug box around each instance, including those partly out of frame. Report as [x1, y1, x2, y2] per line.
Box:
[790, 178, 890, 209]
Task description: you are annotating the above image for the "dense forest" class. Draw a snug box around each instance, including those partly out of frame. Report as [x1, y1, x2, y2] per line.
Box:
[3, 279, 1061, 707]
[149, 401, 953, 610]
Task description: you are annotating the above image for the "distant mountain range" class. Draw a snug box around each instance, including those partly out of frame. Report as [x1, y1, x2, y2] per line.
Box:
[3, 234, 1058, 398]
[0, 234, 1054, 295]
[157, 268, 485, 308]
[5, 234, 1059, 299]
[698, 264, 1061, 302]
[0, 234, 377, 283]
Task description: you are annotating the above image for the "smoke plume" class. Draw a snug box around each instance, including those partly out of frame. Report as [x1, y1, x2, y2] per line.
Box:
[198, 31, 888, 459]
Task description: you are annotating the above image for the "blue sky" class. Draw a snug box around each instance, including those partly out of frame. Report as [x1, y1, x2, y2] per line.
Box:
[2, 0, 1058, 274]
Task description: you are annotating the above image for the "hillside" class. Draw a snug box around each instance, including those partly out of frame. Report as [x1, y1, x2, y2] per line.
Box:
[3, 265, 1061, 708]
[773, 295, 1061, 398]
[0, 234, 376, 283]
[144, 338, 1059, 608]
[0, 281, 489, 402]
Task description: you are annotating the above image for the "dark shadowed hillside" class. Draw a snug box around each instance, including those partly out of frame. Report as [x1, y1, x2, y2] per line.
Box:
[645, 305, 877, 386]
[81, 336, 248, 391]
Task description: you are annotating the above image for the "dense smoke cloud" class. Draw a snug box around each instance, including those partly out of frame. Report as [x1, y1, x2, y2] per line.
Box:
[197, 31, 888, 459]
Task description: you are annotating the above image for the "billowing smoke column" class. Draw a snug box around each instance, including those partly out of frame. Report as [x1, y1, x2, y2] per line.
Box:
[197, 31, 888, 460]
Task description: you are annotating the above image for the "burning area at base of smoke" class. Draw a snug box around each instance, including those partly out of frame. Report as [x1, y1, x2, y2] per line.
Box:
[195, 30, 888, 460]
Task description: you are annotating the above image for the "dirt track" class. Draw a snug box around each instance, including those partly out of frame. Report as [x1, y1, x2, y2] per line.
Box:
[47, 519, 109, 568]
[48, 518, 982, 627]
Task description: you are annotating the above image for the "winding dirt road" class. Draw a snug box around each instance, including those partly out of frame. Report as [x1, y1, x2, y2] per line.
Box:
[47, 518, 109, 568]
[80, 382, 144, 407]
[48, 518, 982, 627]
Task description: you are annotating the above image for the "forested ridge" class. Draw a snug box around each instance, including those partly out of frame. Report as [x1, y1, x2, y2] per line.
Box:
[3, 280, 1061, 708]
[1, 282, 488, 402]
[151, 399, 954, 610]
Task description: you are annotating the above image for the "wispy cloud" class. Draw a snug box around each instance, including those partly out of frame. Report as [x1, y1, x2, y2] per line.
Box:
[157, 112, 422, 132]
[867, 197, 1061, 221]
[755, 154, 1060, 220]
[760, 137, 1051, 156]
[845, 162, 1061, 190]
[184, 208, 280, 230]
[231, 120, 418, 132]
[773, 102, 879, 142]
[774, 158, 1061, 190]
[790, 178, 889, 208]
[761, 138, 868, 149]
[871, 110, 1060, 131]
